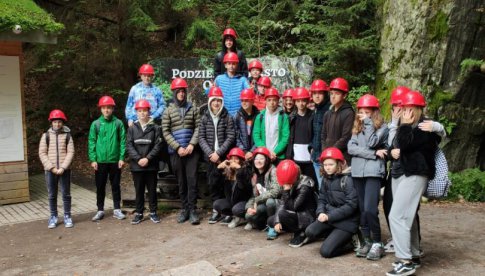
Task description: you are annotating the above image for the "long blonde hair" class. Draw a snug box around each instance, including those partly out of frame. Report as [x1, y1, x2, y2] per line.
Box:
[352, 108, 385, 134]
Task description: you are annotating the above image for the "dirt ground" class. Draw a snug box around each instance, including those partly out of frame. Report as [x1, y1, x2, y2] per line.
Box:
[0, 201, 484, 276]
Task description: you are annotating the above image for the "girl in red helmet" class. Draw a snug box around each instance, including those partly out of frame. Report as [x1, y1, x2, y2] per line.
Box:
[303, 147, 359, 258]
[212, 147, 253, 228]
[347, 94, 389, 260]
[214, 28, 248, 78]
[266, 160, 317, 246]
[248, 59, 263, 89]
[282, 88, 295, 115]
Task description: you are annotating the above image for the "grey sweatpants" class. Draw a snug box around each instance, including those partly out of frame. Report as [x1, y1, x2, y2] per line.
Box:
[389, 175, 427, 260]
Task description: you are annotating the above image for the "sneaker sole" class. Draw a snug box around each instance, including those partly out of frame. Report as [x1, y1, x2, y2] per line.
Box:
[48, 225, 56, 229]
[366, 255, 384, 261]
[191, 221, 200, 225]
[386, 268, 416, 276]
[64, 224, 74, 228]
[208, 220, 218, 224]
[113, 216, 126, 220]
[131, 220, 143, 225]
[151, 219, 161, 223]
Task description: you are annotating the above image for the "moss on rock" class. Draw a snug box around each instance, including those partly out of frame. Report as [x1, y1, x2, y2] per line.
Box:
[0, 0, 63, 34]
[427, 10, 449, 41]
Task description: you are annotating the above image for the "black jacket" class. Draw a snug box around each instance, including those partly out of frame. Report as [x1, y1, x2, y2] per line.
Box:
[214, 50, 249, 78]
[309, 97, 331, 162]
[126, 121, 162, 171]
[223, 165, 253, 206]
[199, 107, 236, 160]
[316, 173, 359, 233]
[275, 175, 317, 229]
[286, 110, 314, 160]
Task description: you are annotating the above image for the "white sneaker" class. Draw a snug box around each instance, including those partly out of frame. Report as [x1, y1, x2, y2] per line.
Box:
[384, 239, 395, 253]
[92, 211, 105, 221]
[113, 209, 126, 220]
[64, 215, 74, 228]
[243, 222, 253, 231]
[228, 217, 245, 229]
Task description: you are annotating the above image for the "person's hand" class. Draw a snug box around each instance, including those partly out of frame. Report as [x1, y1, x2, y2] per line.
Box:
[245, 152, 253, 161]
[317, 213, 328, 222]
[138, 158, 149, 167]
[283, 184, 292, 191]
[418, 120, 434, 132]
[274, 223, 283, 233]
[128, 121, 134, 127]
[56, 168, 65, 175]
[391, 149, 400, 160]
[209, 153, 220, 163]
[177, 147, 186, 157]
[357, 113, 368, 121]
[118, 160, 124, 169]
[91, 162, 98, 171]
[186, 144, 194, 155]
[270, 151, 277, 161]
[229, 162, 241, 170]
[51, 167, 58, 174]
[218, 160, 230, 169]
[376, 149, 388, 159]
[401, 108, 414, 124]
[247, 208, 256, 216]
[391, 107, 402, 120]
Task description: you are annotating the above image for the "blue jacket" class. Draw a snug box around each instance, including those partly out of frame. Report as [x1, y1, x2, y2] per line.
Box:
[125, 82, 166, 122]
[309, 99, 331, 162]
[213, 73, 249, 116]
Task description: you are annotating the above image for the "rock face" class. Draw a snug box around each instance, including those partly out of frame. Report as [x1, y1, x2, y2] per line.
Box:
[376, 0, 485, 171]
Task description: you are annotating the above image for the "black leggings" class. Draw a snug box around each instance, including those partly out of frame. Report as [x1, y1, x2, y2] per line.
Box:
[267, 209, 300, 233]
[305, 221, 353, 258]
[213, 199, 247, 218]
[353, 177, 382, 242]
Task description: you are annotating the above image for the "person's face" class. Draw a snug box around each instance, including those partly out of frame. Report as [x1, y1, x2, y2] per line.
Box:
[312, 91, 325, 104]
[176, 89, 186, 102]
[51, 120, 64, 130]
[295, 99, 308, 111]
[254, 154, 266, 170]
[225, 62, 237, 73]
[230, 156, 241, 164]
[329, 90, 345, 106]
[225, 37, 234, 49]
[283, 97, 294, 110]
[140, 74, 153, 85]
[323, 159, 338, 175]
[250, 68, 261, 79]
[101, 106, 114, 117]
[210, 98, 222, 113]
[241, 99, 253, 110]
[257, 85, 267, 95]
[358, 108, 373, 119]
[266, 97, 279, 112]
[136, 107, 150, 121]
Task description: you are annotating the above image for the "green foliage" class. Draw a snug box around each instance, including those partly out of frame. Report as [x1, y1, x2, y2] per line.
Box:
[152, 80, 173, 102]
[459, 58, 484, 79]
[347, 85, 371, 107]
[184, 18, 218, 56]
[438, 115, 456, 135]
[448, 168, 485, 202]
[427, 88, 453, 116]
[427, 10, 449, 41]
[0, 0, 63, 33]
[375, 78, 397, 119]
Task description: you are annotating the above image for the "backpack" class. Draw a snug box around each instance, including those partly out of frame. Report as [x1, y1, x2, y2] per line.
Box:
[45, 131, 71, 150]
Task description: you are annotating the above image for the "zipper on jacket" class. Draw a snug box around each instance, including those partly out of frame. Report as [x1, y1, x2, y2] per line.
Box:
[56, 132, 60, 169]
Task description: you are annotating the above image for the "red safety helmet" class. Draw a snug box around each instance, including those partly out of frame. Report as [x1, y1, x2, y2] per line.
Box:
[48, 109, 67, 122]
[223, 52, 239, 63]
[329, 77, 349, 93]
[292, 87, 311, 100]
[390, 86, 411, 105]
[227, 147, 245, 160]
[310, 79, 329, 92]
[98, 96, 116, 107]
[171, 78, 188, 90]
[282, 89, 294, 99]
[356, 94, 380, 108]
[248, 60, 263, 71]
[257, 76, 272, 88]
[264, 87, 280, 99]
[276, 160, 300, 186]
[208, 87, 224, 98]
[138, 64, 154, 75]
[223, 28, 237, 39]
[319, 147, 345, 162]
[240, 88, 256, 100]
[253, 147, 271, 158]
[402, 90, 426, 107]
[134, 99, 151, 110]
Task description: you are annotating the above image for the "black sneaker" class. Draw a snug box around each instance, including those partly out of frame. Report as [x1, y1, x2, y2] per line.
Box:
[208, 211, 222, 224]
[189, 209, 200, 225]
[150, 212, 160, 223]
[386, 261, 416, 276]
[177, 209, 190, 223]
[220, 216, 232, 225]
[393, 257, 421, 269]
[288, 233, 308, 248]
[131, 213, 143, 225]
[356, 240, 372, 257]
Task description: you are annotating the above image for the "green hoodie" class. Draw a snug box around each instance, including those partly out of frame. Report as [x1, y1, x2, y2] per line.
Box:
[252, 109, 290, 159]
[88, 115, 126, 163]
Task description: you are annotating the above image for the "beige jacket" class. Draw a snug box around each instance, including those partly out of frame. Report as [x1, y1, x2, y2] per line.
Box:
[38, 126, 75, 171]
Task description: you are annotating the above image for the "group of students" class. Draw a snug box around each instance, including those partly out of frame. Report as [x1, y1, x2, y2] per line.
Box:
[38, 28, 446, 276]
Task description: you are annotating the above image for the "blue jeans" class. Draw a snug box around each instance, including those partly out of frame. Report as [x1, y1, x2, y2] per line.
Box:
[313, 162, 323, 190]
[45, 170, 71, 217]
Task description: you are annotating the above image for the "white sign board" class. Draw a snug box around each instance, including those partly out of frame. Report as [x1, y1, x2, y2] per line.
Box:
[0, 56, 25, 162]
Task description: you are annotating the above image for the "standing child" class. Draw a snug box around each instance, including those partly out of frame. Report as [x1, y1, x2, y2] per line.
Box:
[320, 77, 355, 164]
[88, 96, 126, 221]
[254, 76, 271, 111]
[252, 87, 290, 163]
[286, 87, 317, 185]
[267, 160, 316, 246]
[234, 88, 260, 160]
[282, 89, 295, 115]
[39, 110, 75, 229]
[126, 100, 162, 225]
[248, 59, 263, 89]
[199, 87, 236, 223]
[304, 147, 359, 258]
[347, 94, 389, 260]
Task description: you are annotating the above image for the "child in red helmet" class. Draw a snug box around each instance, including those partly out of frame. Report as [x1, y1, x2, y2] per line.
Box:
[39, 109, 75, 229]
[266, 160, 317, 246]
[304, 147, 359, 258]
[347, 94, 389, 260]
[214, 28, 248, 78]
[248, 59, 263, 89]
[88, 96, 126, 222]
[282, 88, 295, 115]
[126, 100, 162, 225]
[234, 88, 260, 160]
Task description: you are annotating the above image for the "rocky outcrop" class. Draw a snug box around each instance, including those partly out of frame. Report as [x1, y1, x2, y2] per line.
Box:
[376, 0, 485, 171]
